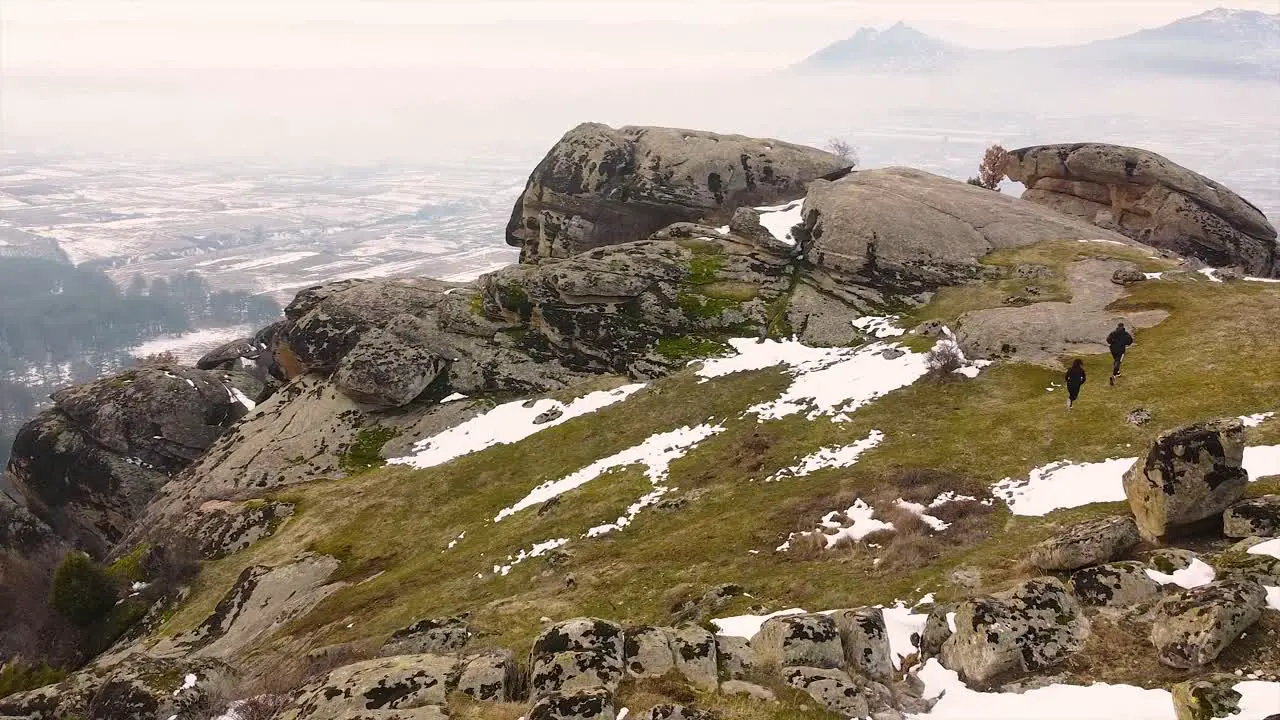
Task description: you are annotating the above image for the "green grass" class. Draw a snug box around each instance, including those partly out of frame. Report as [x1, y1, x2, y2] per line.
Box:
[656, 336, 732, 361]
[338, 426, 399, 475]
[150, 241, 1280, 702]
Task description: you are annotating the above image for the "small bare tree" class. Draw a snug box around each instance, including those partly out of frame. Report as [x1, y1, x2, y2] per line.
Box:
[134, 351, 180, 368]
[926, 342, 965, 381]
[825, 137, 859, 168]
[976, 143, 1008, 191]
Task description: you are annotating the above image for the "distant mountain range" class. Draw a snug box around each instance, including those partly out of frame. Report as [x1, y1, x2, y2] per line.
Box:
[796, 8, 1280, 81]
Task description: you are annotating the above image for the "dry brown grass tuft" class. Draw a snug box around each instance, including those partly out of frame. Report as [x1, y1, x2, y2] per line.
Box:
[785, 531, 829, 561]
[447, 695, 528, 720]
[617, 672, 700, 711]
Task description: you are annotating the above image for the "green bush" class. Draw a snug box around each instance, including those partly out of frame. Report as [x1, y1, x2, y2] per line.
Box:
[48, 553, 118, 627]
[0, 661, 65, 699]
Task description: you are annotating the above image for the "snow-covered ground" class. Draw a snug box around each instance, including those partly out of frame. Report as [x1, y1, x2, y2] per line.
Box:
[767, 430, 884, 481]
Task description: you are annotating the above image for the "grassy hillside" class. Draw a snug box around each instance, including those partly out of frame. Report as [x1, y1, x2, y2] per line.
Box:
[147, 242, 1280, 715]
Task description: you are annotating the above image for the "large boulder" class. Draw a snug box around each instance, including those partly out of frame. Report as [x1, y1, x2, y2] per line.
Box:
[2, 367, 262, 557]
[1028, 516, 1142, 571]
[276, 654, 455, 719]
[1223, 495, 1280, 538]
[829, 607, 895, 681]
[1123, 418, 1248, 542]
[1171, 675, 1247, 720]
[1006, 144, 1278, 277]
[1068, 561, 1163, 608]
[782, 667, 870, 718]
[528, 689, 617, 720]
[529, 618, 625, 697]
[455, 650, 521, 702]
[379, 615, 470, 657]
[505, 123, 848, 261]
[1150, 579, 1266, 669]
[796, 167, 1140, 296]
[751, 614, 845, 670]
[940, 577, 1090, 685]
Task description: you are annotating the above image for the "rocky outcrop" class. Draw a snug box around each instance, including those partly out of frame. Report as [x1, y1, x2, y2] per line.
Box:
[1223, 495, 1280, 538]
[455, 650, 521, 702]
[505, 123, 848, 261]
[190, 498, 294, 559]
[528, 689, 616, 720]
[1123, 418, 1248, 541]
[529, 618, 626, 697]
[1171, 675, 1247, 720]
[278, 654, 455, 719]
[940, 577, 1090, 685]
[782, 666, 870, 718]
[380, 615, 471, 656]
[795, 167, 1140, 297]
[2, 366, 262, 557]
[829, 607, 894, 681]
[1150, 579, 1265, 668]
[1028, 516, 1142, 571]
[1005, 143, 1278, 277]
[1068, 561, 1163, 607]
[751, 614, 845, 670]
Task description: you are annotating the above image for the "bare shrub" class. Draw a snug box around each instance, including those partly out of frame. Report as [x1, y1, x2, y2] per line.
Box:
[976, 144, 1008, 191]
[925, 342, 964, 381]
[824, 137, 859, 167]
[134, 351, 180, 368]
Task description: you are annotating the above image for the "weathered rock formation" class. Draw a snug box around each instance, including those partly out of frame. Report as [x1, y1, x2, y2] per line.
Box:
[1150, 579, 1266, 668]
[505, 123, 849, 261]
[1223, 495, 1280, 538]
[1006, 143, 1278, 276]
[1123, 418, 1248, 542]
[1028, 515, 1142, 571]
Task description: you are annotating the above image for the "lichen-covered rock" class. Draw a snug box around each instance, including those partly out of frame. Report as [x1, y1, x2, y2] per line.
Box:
[1212, 553, 1280, 586]
[1151, 579, 1266, 669]
[380, 615, 470, 656]
[190, 499, 295, 559]
[3, 367, 262, 556]
[1223, 495, 1280, 538]
[529, 618, 625, 697]
[940, 577, 1090, 685]
[1006, 144, 1279, 277]
[1148, 548, 1200, 574]
[624, 625, 676, 678]
[782, 667, 870, 718]
[1028, 516, 1142, 571]
[1068, 561, 1163, 607]
[1111, 268, 1147, 285]
[1123, 418, 1248, 541]
[1171, 675, 1246, 720]
[919, 605, 954, 660]
[671, 624, 718, 690]
[505, 123, 847, 261]
[714, 635, 756, 680]
[332, 327, 450, 409]
[751, 614, 844, 670]
[797, 167, 1136, 296]
[830, 608, 894, 681]
[279, 654, 456, 719]
[455, 650, 520, 702]
[197, 336, 266, 371]
[720, 680, 775, 702]
[0, 655, 231, 720]
[528, 688, 617, 720]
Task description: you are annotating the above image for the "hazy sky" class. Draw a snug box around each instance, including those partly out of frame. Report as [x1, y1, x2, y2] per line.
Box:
[6, 0, 1279, 71]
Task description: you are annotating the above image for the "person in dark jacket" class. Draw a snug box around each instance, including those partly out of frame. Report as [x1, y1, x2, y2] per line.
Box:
[1106, 322, 1134, 385]
[1065, 358, 1086, 409]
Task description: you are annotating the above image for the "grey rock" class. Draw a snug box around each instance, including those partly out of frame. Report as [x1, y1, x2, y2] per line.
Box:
[1224, 495, 1280, 538]
[1028, 516, 1142, 571]
[643, 705, 718, 720]
[278, 654, 456, 719]
[751, 614, 844, 670]
[529, 618, 625, 697]
[714, 635, 756, 680]
[940, 577, 1090, 684]
[1151, 580, 1266, 668]
[380, 615, 470, 657]
[782, 666, 870, 718]
[1212, 553, 1280, 586]
[1111, 268, 1147, 286]
[1127, 408, 1153, 426]
[506, 122, 847, 261]
[720, 680, 775, 702]
[1171, 675, 1246, 720]
[1068, 561, 1163, 607]
[671, 624, 719, 690]
[919, 605, 954, 660]
[534, 407, 565, 425]
[785, 283, 866, 347]
[623, 626, 676, 678]
[1007, 144, 1278, 277]
[455, 650, 520, 702]
[332, 327, 449, 409]
[830, 607, 895, 681]
[197, 336, 264, 370]
[528, 689, 616, 720]
[1147, 548, 1200, 574]
[1123, 418, 1248, 541]
[189, 499, 295, 560]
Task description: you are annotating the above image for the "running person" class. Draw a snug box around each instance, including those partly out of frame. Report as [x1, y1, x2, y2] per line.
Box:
[1066, 359, 1086, 409]
[1106, 323, 1134, 385]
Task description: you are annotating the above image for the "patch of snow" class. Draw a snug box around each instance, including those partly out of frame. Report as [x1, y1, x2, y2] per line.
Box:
[894, 499, 950, 532]
[910, 658, 1176, 719]
[1264, 586, 1280, 612]
[992, 457, 1137, 516]
[131, 581, 149, 591]
[714, 225, 730, 235]
[129, 324, 254, 364]
[493, 538, 568, 577]
[749, 341, 930, 420]
[767, 430, 884, 481]
[585, 485, 671, 537]
[1245, 445, 1280, 480]
[711, 608, 808, 638]
[1143, 272, 1164, 280]
[754, 201, 805, 246]
[173, 673, 197, 696]
[495, 423, 722, 523]
[1145, 558, 1217, 589]
[881, 603, 929, 670]
[853, 315, 905, 338]
[446, 531, 465, 550]
[777, 499, 894, 552]
[390, 384, 646, 469]
[1237, 680, 1280, 717]
[617, 708, 630, 720]
[1241, 411, 1275, 428]
[227, 386, 256, 411]
[1243, 275, 1280, 283]
[1077, 238, 1130, 247]
[946, 612, 956, 633]
[440, 392, 468, 403]
[1248, 538, 1280, 560]
[1199, 267, 1225, 282]
[915, 593, 936, 606]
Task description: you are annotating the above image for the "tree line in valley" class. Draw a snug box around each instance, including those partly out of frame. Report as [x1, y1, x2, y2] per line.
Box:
[0, 258, 281, 469]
